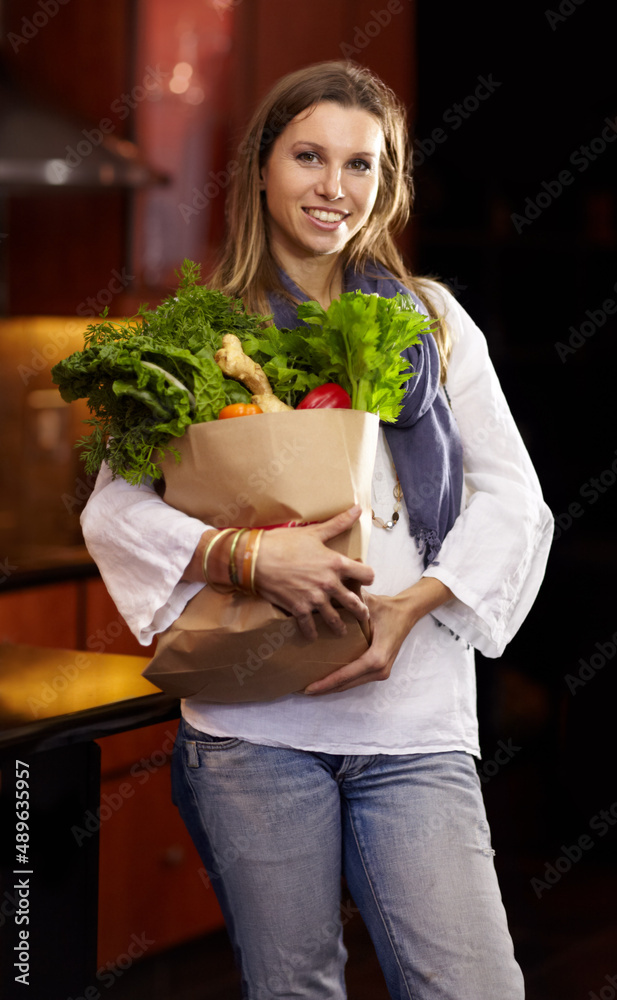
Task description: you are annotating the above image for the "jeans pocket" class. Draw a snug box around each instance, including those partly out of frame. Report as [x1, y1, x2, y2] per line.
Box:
[180, 719, 242, 763]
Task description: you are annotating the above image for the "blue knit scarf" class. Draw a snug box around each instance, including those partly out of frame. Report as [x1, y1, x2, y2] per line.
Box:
[269, 263, 464, 566]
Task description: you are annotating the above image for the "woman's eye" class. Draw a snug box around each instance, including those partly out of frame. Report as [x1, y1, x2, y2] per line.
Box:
[348, 159, 371, 172]
[297, 151, 319, 164]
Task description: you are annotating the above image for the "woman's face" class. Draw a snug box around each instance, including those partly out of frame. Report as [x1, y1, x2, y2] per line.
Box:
[260, 101, 383, 268]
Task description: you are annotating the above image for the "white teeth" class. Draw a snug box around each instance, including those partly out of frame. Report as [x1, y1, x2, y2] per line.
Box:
[306, 209, 346, 223]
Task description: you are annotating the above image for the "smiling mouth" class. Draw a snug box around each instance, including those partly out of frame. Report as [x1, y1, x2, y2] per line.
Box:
[303, 208, 349, 223]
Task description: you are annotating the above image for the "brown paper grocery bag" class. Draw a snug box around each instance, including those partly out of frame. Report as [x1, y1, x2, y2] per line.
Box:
[144, 588, 371, 702]
[142, 409, 379, 703]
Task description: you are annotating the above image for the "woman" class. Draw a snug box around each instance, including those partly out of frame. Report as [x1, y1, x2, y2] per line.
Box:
[82, 61, 553, 999]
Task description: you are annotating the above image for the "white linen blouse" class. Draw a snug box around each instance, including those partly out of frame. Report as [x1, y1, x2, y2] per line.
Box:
[80, 283, 554, 756]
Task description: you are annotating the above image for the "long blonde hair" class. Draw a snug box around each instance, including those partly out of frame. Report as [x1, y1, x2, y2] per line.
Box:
[209, 60, 451, 379]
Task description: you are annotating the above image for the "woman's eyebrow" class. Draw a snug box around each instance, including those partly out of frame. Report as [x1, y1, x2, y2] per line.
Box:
[290, 140, 377, 158]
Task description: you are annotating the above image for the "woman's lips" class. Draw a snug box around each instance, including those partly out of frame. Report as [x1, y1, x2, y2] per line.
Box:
[303, 207, 349, 229]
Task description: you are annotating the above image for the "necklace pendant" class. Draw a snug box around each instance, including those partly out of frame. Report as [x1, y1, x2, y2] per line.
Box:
[371, 470, 402, 531]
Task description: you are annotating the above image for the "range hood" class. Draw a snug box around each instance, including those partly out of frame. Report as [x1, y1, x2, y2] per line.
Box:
[0, 64, 168, 190]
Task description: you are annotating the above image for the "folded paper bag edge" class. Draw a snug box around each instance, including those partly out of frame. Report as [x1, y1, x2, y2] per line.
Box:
[142, 593, 370, 702]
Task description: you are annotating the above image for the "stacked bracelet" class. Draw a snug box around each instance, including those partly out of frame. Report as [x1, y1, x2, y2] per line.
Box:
[249, 530, 264, 596]
[241, 528, 265, 596]
[229, 528, 249, 588]
[203, 527, 264, 597]
[202, 528, 236, 593]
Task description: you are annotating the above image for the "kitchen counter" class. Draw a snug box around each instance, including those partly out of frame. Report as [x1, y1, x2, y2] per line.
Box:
[0, 641, 176, 750]
[0, 642, 179, 1000]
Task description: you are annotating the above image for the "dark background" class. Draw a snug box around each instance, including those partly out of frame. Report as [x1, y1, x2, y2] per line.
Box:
[413, 5, 617, 994]
[1, 0, 616, 996]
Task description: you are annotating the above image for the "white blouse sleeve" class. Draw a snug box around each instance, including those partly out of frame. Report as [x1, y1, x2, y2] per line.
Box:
[80, 463, 208, 645]
[422, 287, 554, 657]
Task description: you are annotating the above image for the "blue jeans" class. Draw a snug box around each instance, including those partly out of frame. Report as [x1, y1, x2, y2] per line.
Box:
[171, 718, 524, 1000]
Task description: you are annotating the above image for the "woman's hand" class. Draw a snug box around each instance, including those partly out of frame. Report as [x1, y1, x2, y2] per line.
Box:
[184, 505, 375, 641]
[254, 505, 374, 640]
[303, 577, 454, 695]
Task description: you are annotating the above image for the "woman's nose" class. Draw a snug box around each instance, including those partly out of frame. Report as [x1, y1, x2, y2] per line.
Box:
[316, 166, 343, 201]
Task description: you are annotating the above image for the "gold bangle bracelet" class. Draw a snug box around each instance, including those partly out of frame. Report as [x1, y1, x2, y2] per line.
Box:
[241, 529, 260, 593]
[202, 528, 235, 593]
[229, 528, 249, 588]
[249, 529, 264, 596]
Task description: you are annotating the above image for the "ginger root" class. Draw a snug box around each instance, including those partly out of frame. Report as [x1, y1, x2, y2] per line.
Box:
[251, 392, 292, 413]
[215, 333, 292, 411]
[215, 334, 271, 395]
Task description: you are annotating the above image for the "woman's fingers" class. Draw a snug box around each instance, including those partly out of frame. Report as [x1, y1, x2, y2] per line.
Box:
[296, 613, 319, 642]
[312, 504, 362, 542]
[252, 506, 374, 635]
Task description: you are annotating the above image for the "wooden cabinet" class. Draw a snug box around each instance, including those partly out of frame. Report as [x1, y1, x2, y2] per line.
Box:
[0, 581, 80, 649]
[96, 722, 224, 965]
[0, 576, 225, 965]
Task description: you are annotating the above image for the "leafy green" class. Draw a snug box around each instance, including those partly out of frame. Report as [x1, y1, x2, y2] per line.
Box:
[52, 261, 435, 486]
[52, 260, 268, 484]
[242, 291, 435, 421]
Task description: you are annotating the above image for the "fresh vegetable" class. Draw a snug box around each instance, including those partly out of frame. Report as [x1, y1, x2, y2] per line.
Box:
[296, 293, 434, 420]
[218, 403, 263, 419]
[297, 383, 351, 410]
[51, 260, 270, 484]
[241, 291, 434, 420]
[51, 260, 434, 485]
[214, 334, 293, 413]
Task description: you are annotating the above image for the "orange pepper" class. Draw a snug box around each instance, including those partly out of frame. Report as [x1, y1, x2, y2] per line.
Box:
[218, 403, 263, 419]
